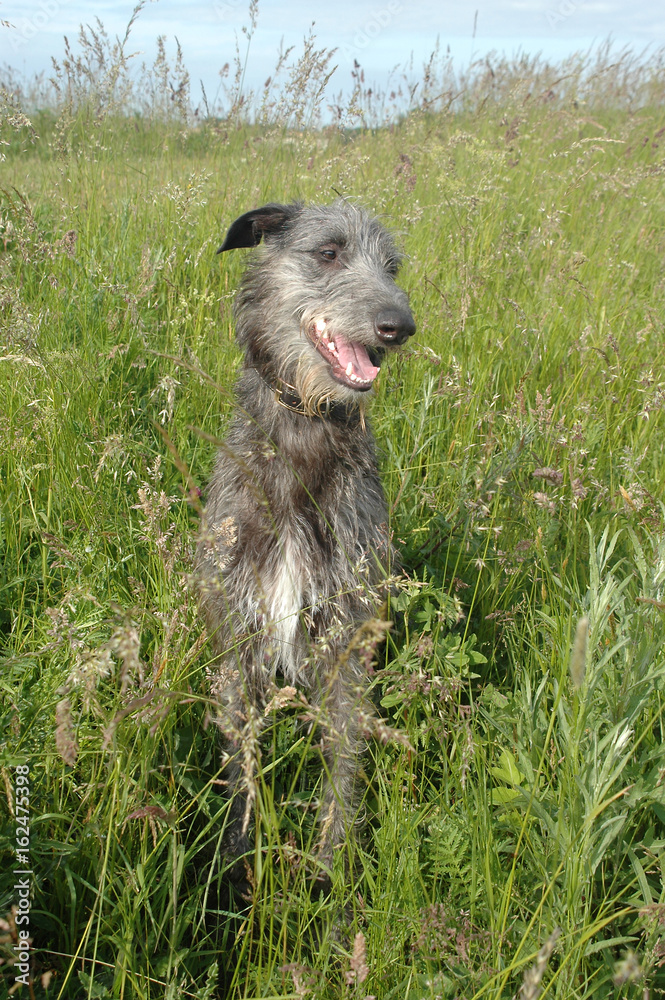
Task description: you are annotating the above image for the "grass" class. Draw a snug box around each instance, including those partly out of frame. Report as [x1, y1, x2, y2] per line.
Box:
[2, 12, 665, 998]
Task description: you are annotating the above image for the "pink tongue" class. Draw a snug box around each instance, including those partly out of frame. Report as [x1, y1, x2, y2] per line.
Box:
[335, 338, 379, 382]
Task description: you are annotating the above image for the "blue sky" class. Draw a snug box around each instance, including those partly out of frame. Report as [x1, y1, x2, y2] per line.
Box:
[3, 0, 664, 103]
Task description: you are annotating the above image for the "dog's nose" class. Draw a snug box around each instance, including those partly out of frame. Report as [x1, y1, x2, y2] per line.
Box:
[375, 308, 416, 345]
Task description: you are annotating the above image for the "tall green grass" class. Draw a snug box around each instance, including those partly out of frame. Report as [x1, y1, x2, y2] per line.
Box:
[2, 14, 665, 998]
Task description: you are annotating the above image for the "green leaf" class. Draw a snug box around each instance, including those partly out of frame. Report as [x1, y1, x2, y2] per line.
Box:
[490, 748, 525, 785]
[491, 786, 521, 805]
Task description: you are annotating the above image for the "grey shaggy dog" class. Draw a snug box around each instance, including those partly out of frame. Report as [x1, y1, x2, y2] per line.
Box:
[197, 199, 415, 876]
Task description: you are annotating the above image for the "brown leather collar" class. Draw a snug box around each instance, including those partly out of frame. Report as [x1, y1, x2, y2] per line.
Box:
[255, 370, 362, 424]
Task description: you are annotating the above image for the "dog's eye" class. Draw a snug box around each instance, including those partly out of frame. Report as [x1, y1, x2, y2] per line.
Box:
[320, 248, 337, 262]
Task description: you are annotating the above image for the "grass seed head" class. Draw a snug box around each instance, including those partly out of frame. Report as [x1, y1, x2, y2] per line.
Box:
[570, 616, 589, 689]
[55, 699, 78, 767]
[345, 930, 369, 985]
[519, 928, 561, 1000]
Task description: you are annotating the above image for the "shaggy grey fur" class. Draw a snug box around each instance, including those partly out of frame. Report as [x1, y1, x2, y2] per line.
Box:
[197, 200, 415, 871]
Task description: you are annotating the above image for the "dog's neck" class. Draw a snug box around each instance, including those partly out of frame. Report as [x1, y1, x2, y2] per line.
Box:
[250, 365, 364, 426]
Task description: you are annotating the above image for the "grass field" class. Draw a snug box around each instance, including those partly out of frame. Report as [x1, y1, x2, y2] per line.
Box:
[2, 15, 665, 999]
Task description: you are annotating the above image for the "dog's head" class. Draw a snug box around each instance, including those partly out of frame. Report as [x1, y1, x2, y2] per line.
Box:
[218, 201, 415, 412]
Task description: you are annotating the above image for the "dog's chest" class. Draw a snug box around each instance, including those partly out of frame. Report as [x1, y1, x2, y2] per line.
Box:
[267, 533, 304, 634]
[255, 528, 317, 681]
[220, 448, 384, 681]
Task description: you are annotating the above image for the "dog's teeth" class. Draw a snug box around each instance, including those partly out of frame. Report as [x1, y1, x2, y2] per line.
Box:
[315, 319, 326, 334]
[346, 362, 353, 377]
[329, 341, 336, 352]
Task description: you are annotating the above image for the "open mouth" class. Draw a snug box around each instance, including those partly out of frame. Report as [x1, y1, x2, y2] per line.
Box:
[307, 319, 383, 392]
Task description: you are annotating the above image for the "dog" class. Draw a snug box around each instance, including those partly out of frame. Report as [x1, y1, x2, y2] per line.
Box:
[196, 199, 415, 875]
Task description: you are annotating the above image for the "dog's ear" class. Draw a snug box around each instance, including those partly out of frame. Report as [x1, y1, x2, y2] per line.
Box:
[217, 203, 298, 253]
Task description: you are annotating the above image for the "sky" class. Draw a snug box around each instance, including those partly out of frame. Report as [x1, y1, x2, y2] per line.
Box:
[2, 0, 664, 106]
